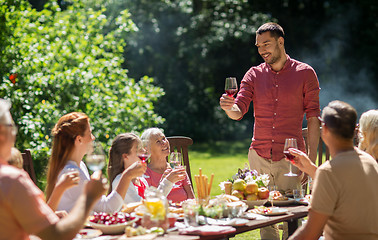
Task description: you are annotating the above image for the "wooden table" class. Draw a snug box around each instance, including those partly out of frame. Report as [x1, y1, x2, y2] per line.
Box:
[93, 205, 308, 240]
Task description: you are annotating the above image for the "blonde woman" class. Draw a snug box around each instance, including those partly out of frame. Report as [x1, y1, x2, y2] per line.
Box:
[358, 109, 378, 161]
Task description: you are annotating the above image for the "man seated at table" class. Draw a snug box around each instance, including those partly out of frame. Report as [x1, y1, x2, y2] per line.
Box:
[0, 98, 107, 240]
[289, 100, 378, 240]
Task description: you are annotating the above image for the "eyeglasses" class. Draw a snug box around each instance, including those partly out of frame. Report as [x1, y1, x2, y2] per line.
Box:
[3, 123, 18, 136]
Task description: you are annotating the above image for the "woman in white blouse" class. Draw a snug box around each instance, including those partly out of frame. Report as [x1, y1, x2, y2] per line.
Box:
[45, 112, 145, 213]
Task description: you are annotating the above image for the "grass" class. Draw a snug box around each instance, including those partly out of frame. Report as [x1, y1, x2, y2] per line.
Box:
[188, 138, 263, 240]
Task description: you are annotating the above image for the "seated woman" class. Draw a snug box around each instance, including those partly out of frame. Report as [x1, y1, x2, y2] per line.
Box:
[289, 109, 378, 178]
[45, 112, 145, 213]
[108, 133, 185, 204]
[358, 109, 378, 161]
[141, 128, 195, 203]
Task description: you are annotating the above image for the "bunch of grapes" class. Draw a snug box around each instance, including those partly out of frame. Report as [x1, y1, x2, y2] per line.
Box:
[231, 164, 259, 183]
[89, 212, 136, 225]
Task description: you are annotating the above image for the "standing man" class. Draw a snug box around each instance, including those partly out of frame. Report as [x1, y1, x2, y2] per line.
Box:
[289, 101, 378, 240]
[219, 22, 320, 239]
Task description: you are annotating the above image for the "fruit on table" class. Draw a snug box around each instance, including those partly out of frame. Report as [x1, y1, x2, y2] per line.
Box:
[257, 187, 269, 199]
[233, 179, 247, 191]
[245, 182, 259, 194]
[246, 193, 258, 201]
[231, 189, 244, 200]
[89, 212, 135, 225]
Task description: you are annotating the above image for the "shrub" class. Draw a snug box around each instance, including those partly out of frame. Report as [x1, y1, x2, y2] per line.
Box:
[0, 0, 164, 189]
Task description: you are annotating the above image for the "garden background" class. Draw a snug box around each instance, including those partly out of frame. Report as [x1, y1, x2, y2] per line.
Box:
[1, 0, 377, 194]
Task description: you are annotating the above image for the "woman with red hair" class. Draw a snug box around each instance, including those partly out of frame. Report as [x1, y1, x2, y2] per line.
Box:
[45, 112, 145, 213]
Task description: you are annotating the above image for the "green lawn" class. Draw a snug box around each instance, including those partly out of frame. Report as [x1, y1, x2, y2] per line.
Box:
[188, 138, 263, 240]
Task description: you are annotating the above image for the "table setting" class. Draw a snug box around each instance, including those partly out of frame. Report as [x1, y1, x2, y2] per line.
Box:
[74, 167, 310, 239]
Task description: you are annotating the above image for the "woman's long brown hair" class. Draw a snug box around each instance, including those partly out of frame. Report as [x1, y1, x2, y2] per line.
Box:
[107, 133, 140, 194]
[45, 112, 89, 200]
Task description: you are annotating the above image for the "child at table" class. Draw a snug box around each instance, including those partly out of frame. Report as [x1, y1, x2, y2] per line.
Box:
[108, 133, 185, 203]
[45, 112, 145, 213]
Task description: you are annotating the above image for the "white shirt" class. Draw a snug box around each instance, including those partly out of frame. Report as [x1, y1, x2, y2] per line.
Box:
[112, 173, 173, 204]
[57, 161, 123, 213]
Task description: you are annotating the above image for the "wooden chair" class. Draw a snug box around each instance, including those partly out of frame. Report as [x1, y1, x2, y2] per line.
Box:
[166, 136, 193, 184]
[302, 127, 330, 166]
[22, 149, 37, 185]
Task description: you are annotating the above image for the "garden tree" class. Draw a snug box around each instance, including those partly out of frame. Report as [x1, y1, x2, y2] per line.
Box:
[87, 0, 272, 141]
[0, 0, 164, 188]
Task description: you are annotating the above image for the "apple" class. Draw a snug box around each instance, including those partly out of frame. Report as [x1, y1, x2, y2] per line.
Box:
[232, 179, 247, 191]
[245, 182, 259, 194]
[258, 187, 270, 199]
[246, 193, 258, 201]
[231, 190, 245, 200]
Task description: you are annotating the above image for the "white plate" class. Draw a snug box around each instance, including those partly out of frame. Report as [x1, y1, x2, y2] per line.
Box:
[261, 208, 288, 216]
[204, 217, 249, 226]
[242, 199, 268, 209]
[269, 198, 296, 206]
[295, 198, 309, 205]
[250, 207, 289, 216]
[74, 229, 102, 239]
[88, 218, 138, 234]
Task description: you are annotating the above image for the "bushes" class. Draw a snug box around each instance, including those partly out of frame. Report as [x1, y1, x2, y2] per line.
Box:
[0, 0, 164, 188]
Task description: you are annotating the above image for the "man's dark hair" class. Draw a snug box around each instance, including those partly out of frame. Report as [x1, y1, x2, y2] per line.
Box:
[256, 22, 285, 39]
[321, 100, 357, 139]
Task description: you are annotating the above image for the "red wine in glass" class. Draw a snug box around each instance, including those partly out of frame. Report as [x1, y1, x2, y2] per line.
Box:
[225, 77, 238, 98]
[283, 151, 295, 163]
[283, 138, 298, 176]
[225, 89, 238, 97]
[138, 154, 149, 163]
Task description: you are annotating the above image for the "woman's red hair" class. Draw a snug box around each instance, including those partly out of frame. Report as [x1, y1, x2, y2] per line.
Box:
[45, 112, 89, 200]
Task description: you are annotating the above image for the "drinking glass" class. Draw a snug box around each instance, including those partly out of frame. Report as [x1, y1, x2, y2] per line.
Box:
[225, 77, 238, 97]
[169, 152, 182, 169]
[283, 138, 298, 176]
[86, 141, 106, 172]
[138, 140, 151, 163]
[268, 185, 277, 207]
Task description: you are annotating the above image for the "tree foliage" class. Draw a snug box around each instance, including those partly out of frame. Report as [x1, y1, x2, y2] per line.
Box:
[0, 0, 164, 188]
[93, 0, 377, 141]
[90, 0, 273, 141]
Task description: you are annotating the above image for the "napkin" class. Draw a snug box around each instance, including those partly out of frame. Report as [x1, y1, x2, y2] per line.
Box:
[178, 225, 236, 236]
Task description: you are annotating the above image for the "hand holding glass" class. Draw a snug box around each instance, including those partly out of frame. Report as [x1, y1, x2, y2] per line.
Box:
[225, 77, 238, 97]
[283, 138, 298, 177]
[86, 142, 106, 172]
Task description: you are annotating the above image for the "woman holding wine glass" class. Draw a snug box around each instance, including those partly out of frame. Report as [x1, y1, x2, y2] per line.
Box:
[107, 133, 184, 204]
[141, 128, 195, 203]
[45, 112, 140, 213]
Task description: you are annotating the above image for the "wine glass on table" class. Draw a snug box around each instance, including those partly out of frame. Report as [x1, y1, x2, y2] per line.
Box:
[225, 77, 238, 98]
[283, 138, 298, 177]
[137, 140, 151, 163]
[169, 152, 183, 169]
[85, 141, 106, 172]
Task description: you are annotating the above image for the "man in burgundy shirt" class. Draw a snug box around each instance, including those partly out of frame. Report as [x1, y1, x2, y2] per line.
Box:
[220, 22, 320, 239]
